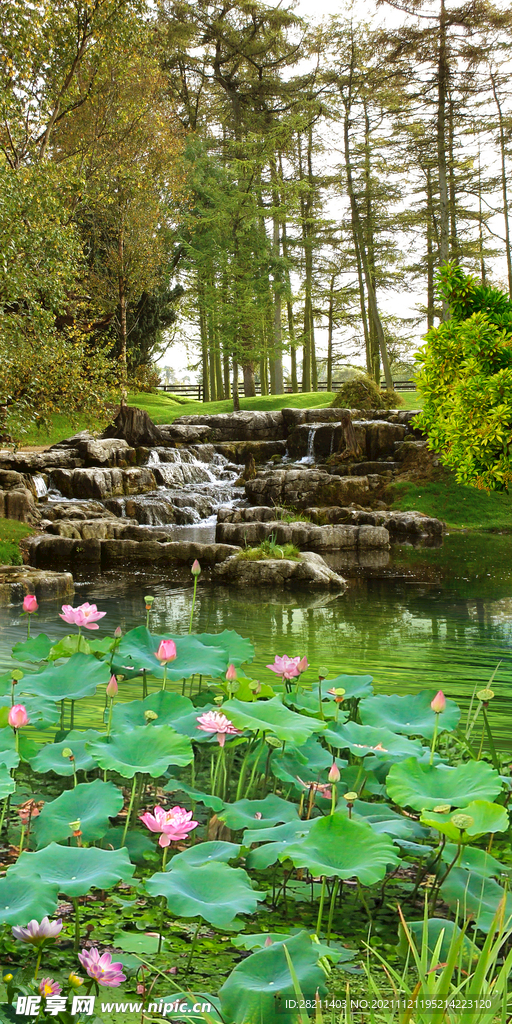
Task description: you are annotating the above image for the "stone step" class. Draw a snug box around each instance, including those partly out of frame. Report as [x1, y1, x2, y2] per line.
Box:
[216, 520, 389, 550]
[24, 534, 240, 569]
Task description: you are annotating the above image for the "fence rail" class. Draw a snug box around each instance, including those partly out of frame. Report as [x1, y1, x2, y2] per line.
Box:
[157, 379, 416, 402]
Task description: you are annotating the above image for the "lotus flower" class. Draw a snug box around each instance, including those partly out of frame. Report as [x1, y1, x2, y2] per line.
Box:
[78, 948, 126, 987]
[12, 917, 63, 946]
[328, 762, 340, 783]
[59, 603, 106, 630]
[191, 559, 201, 576]
[196, 709, 243, 747]
[266, 655, 307, 680]
[431, 691, 446, 714]
[106, 675, 118, 698]
[296, 777, 332, 799]
[8, 704, 29, 729]
[225, 663, 237, 682]
[39, 978, 62, 997]
[155, 639, 177, 664]
[23, 595, 38, 613]
[140, 805, 198, 847]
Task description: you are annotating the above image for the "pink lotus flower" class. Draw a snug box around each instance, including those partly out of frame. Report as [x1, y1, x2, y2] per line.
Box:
[266, 655, 307, 680]
[59, 603, 106, 630]
[8, 704, 29, 729]
[39, 978, 62, 997]
[12, 917, 63, 946]
[191, 559, 201, 576]
[78, 948, 126, 987]
[155, 639, 177, 664]
[106, 675, 118, 698]
[23, 595, 38, 613]
[328, 762, 340, 783]
[196, 710, 243, 747]
[296, 777, 332, 799]
[139, 805, 198, 847]
[225, 663, 237, 681]
[431, 691, 446, 714]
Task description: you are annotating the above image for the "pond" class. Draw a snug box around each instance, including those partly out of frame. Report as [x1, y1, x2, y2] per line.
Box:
[4, 531, 512, 749]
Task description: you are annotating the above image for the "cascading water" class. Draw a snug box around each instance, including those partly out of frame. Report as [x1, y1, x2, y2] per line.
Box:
[31, 475, 48, 498]
[297, 425, 320, 465]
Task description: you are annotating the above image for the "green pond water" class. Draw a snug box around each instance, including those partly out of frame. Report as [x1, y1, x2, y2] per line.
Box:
[3, 531, 512, 749]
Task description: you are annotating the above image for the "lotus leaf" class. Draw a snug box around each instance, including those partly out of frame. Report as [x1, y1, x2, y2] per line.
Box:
[321, 673, 373, 700]
[288, 691, 339, 719]
[440, 868, 512, 933]
[146, 860, 265, 929]
[440, 844, 508, 879]
[171, 842, 241, 868]
[11, 844, 135, 897]
[360, 690, 460, 738]
[340, 765, 385, 797]
[222, 696, 324, 744]
[352, 801, 429, 841]
[29, 730, 101, 776]
[0, 674, 13, 696]
[33, 779, 123, 847]
[324, 722, 423, 760]
[229, 676, 275, 701]
[160, 705, 222, 741]
[193, 630, 254, 667]
[100, 827, 155, 864]
[230, 931, 358, 971]
[12, 634, 53, 663]
[270, 741, 346, 790]
[0, 874, 58, 924]
[0, 764, 16, 799]
[164, 778, 224, 811]
[47, 635, 93, 660]
[218, 931, 327, 1024]
[110, 692, 193, 733]
[420, 800, 509, 841]
[159, 994, 222, 1023]
[280, 812, 400, 884]
[219, 795, 300, 831]
[110, 626, 227, 681]
[387, 759, 503, 811]
[21, 653, 110, 702]
[245, 820, 316, 870]
[86, 725, 193, 778]
[401, 919, 476, 966]
[0, 694, 58, 730]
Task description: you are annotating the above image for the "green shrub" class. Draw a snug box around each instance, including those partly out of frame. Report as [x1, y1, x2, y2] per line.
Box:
[416, 263, 512, 491]
[237, 535, 301, 561]
[330, 373, 402, 411]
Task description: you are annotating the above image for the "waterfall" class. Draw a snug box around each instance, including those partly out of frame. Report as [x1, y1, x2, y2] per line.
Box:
[32, 475, 48, 498]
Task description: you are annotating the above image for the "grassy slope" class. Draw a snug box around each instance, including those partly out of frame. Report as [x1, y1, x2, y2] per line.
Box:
[0, 520, 34, 564]
[389, 477, 512, 530]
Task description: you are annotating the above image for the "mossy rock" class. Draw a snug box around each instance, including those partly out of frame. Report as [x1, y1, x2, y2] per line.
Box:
[331, 374, 402, 411]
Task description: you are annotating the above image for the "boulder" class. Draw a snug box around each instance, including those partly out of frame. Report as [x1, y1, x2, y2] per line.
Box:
[213, 551, 346, 589]
[245, 469, 370, 509]
[48, 467, 157, 500]
[216, 520, 389, 550]
[0, 488, 40, 523]
[213, 440, 287, 463]
[0, 565, 74, 606]
[159, 424, 213, 445]
[173, 410, 286, 441]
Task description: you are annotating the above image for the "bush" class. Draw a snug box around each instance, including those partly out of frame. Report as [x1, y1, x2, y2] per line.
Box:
[127, 364, 161, 393]
[330, 373, 402, 411]
[237, 536, 301, 561]
[416, 263, 512, 491]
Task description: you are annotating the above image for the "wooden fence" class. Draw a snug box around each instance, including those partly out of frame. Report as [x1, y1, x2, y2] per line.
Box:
[157, 379, 416, 402]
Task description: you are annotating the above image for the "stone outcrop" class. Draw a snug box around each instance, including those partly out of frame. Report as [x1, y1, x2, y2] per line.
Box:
[174, 410, 286, 441]
[245, 469, 373, 509]
[217, 503, 443, 540]
[24, 533, 240, 570]
[287, 419, 406, 461]
[0, 565, 74, 605]
[213, 551, 346, 589]
[49, 466, 157, 500]
[216, 519, 389, 551]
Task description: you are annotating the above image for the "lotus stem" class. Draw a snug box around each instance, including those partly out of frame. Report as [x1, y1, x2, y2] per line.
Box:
[60, 701, 65, 732]
[316, 876, 327, 937]
[70, 699, 75, 730]
[0, 795, 9, 834]
[106, 698, 114, 739]
[247, 733, 266, 798]
[26, 615, 30, 640]
[121, 775, 138, 847]
[235, 736, 256, 801]
[184, 918, 202, 975]
[34, 948, 43, 980]
[73, 897, 81, 952]
[157, 847, 169, 954]
[161, 666, 168, 692]
[18, 823, 25, 856]
[429, 713, 440, 765]
[482, 706, 500, 770]
[142, 669, 147, 700]
[188, 575, 198, 634]
[429, 838, 462, 915]
[326, 877, 340, 945]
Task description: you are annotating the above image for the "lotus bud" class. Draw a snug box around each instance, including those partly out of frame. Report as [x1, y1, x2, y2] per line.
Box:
[328, 762, 340, 783]
[68, 973, 83, 988]
[106, 675, 118, 698]
[451, 812, 474, 832]
[144, 710, 158, 722]
[264, 937, 273, 947]
[226, 663, 237, 682]
[114, 626, 122, 639]
[430, 691, 446, 714]
[23, 594, 38, 614]
[62, 748, 73, 758]
[191, 559, 201, 577]
[156, 639, 177, 664]
[8, 704, 29, 729]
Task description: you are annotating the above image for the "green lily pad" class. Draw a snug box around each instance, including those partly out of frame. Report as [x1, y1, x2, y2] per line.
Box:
[47, 635, 92, 660]
[0, 694, 59, 731]
[29, 730, 101, 776]
[171, 842, 241, 868]
[0, 764, 16, 800]
[222, 696, 324, 745]
[86, 725, 193, 778]
[440, 868, 512, 933]
[360, 690, 460, 739]
[324, 722, 423, 760]
[164, 778, 225, 812]
[33, 780, 123, 847]
[194, 630, 254, 668]
[387, 759, 503, 811]
[245, 820, 316, 870]
[113, 930, 162, 955]
[219, 931, 327, 1024]
[229, 676, 275, 701]
[21, 653, 110, 702]
[11, 844, 135, 898]
[0, 874, 58, 924]
[12, 634, 53, 663]
[219, 795, 300, 831]
[110, 692, 193, 732]
[420, 800, 509, 842]
[270, 739, 346, 790]
[288, 691, 340, 719]
[352, 801, 428, 841]
[146, 860, 265, 929]
[321, 674, 373, 700]
[100, 827, 155, 864]
[111, 626, 227, 681]
[440, 844, 508, 879]
[159, 993, 222, 1023]
[231, 932, 359, 969]
[280, 812, 400, 884]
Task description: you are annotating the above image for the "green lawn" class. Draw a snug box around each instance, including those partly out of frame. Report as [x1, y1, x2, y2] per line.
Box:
[0, 519, 34, 564]
[389, 476, 512, 530]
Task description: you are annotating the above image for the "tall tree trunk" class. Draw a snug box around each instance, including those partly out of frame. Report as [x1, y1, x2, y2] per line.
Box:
[243, 363, 256, 397]
[426, 168, 436, 330]
[232, 359, 240, 412]
[280, 204, 298, 392]
[447, 96, 458, 261]
[197, 275, 210, 403]
[270, 164, 284, 394]
[363, 100, 380, 383]
[298, 133, 312, 392]
[490, 71, 512, 298]
[223, 348, 231, 400]
[437, 0, 450, 319]
[353, 228, 372, 377]
[327, 274, 334, 392]
[118, 224, 128, 401]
